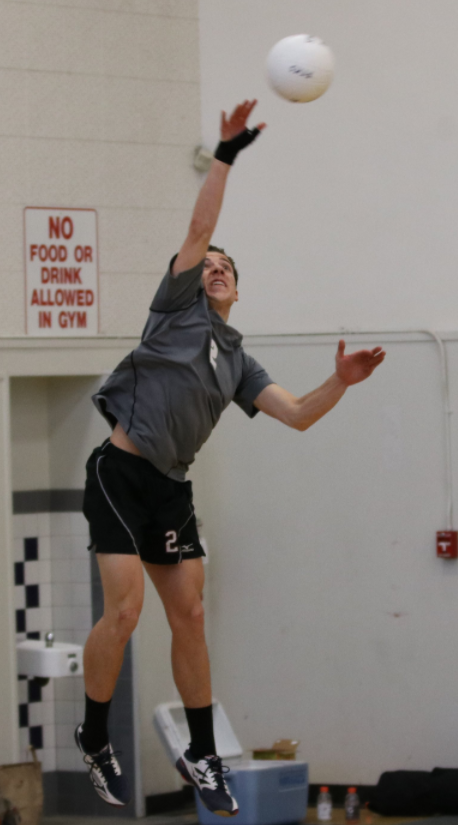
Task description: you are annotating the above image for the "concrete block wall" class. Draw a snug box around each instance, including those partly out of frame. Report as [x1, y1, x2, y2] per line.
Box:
[0, 0, 201, 337]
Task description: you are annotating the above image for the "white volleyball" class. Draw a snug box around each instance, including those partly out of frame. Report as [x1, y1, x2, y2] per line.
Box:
[266, 34, 335, 103]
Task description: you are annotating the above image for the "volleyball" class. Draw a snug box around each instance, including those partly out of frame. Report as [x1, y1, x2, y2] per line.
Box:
[266, 34, 335, 103]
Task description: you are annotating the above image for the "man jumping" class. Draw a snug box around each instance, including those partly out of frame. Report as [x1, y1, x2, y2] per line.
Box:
[75, 100, 385, 815]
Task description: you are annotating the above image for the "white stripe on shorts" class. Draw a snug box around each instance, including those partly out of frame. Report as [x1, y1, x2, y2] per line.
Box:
[96, 454, 140, 555]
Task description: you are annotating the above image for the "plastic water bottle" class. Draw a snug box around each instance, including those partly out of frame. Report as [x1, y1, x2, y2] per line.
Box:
[345, 788, 360, 822]
[317, 786, 332, 821]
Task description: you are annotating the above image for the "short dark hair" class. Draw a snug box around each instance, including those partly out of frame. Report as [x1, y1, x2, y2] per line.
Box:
[207, 245, 239, 285]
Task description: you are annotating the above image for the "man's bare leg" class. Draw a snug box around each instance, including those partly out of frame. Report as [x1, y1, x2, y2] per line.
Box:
[143, 557, 211, 708]
[79, 553, 144, 760]
[145, 557, 238, 815]
[76, 554, 144, 807]
[84, 553, 145, 702]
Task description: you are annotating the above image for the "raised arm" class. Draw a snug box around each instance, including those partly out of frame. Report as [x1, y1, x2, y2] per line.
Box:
[172, 100, 266, 277]
[254, 340, 386, 431]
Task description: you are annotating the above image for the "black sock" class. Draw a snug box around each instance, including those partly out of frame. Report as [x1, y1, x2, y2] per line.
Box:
[81, 694, 111, 753]
[184, 705, 216, 759]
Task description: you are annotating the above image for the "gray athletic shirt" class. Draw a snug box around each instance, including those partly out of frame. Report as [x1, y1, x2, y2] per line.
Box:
[92, 255, 274, 480]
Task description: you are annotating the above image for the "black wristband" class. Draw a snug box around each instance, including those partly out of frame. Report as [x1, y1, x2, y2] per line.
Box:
[214, 127, 261, 166]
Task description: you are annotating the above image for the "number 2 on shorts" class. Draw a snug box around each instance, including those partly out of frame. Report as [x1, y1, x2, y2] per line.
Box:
[165, 530, 178, 553]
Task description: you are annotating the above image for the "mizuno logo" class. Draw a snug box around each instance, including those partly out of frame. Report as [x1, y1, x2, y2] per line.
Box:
[210, 339, 218, 370]
[181, 544, 194, 552]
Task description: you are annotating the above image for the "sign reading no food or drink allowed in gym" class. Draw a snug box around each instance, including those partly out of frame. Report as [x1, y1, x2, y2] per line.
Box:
[24, 207, 99, 335]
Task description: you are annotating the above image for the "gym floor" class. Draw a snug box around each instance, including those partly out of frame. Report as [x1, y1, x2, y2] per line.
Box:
[41, 809, 444, 825]
[42, 812, 198, 825]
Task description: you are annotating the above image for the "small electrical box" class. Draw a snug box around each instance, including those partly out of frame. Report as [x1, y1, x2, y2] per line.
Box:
[436, 531, 458, 559]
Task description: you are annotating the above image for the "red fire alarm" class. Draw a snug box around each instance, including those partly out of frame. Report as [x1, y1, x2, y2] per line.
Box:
[436, 531, 458, 559]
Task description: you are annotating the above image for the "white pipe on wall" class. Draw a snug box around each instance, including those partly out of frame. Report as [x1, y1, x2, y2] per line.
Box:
[425, 332, 454, 531]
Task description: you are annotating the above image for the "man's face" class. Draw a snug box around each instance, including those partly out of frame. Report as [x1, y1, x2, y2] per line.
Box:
[202, 251, 239, 315]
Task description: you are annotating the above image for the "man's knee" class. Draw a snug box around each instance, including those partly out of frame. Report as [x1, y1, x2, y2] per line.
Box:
[169, 598, 205, 636]
[119, 605, 141, 631]
[106, 604, 141, 643]
[98, 553, 144, 643]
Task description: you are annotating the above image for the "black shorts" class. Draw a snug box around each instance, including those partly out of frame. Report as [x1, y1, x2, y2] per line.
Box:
[82, 440, 206, 565]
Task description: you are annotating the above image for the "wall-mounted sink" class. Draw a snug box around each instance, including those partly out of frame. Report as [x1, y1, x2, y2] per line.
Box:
[16, 640, 83, 678]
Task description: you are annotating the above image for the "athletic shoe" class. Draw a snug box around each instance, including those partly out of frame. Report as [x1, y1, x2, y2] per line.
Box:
[176, 748, 238, 817]
[74, 724, 131, 807]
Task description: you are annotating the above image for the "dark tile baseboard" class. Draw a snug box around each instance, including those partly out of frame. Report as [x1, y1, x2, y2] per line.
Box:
[43, 771, 136, 818]
[145, 786, 195, 816]
[13, 489, 85, 514]
[44, 775, 374, 817]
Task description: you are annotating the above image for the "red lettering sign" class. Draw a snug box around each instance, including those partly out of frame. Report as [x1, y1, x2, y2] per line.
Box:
[25, 208, 98, 336]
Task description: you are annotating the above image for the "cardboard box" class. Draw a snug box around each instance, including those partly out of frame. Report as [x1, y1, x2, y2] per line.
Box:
[252, 739, 300, 761]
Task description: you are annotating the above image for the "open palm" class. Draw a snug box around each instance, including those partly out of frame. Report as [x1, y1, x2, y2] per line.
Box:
[335, 339, 385, 386]
[220, 99, 266, 141]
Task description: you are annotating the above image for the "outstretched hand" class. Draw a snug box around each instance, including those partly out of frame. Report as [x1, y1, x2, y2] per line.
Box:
[335, 339, 386, 386]
[220, 99, 267, 141]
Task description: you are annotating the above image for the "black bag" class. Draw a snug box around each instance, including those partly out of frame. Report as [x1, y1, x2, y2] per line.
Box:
[368, 768, 458, 816]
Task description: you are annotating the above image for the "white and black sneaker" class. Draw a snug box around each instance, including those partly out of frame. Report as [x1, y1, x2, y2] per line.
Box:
[176, 748, 238, 817]
[74, 724, 131, 807]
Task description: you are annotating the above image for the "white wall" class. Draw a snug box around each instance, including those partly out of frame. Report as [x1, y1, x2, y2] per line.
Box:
[197, 2, 458, 779]
[48, 376, 108, 489]
[10, 376, 108, 491]
[199, 0, 458, 334]
[10, 378, 50, 491]
[191, 333, 458, 783]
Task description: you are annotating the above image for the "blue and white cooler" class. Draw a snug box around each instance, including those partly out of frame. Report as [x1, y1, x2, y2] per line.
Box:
[153, 701, 308, 825]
